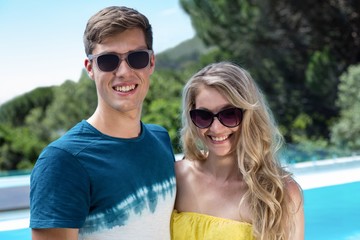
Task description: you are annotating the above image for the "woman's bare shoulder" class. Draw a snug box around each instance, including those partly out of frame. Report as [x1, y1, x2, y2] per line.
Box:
[285, 177, 303, 203]
[285, 177, 305, 239]
[174, 159, 198, 211]
[174, 158, 194, 179]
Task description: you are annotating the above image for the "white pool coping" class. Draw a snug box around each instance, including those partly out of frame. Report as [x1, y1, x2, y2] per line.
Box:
[0, 175, 30, 189]
[288, 155, 360, 189]
[0, 155, 359, 232]
[0, 209, 29, 231]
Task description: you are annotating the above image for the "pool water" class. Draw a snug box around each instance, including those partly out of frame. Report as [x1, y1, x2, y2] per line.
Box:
[0, 228, 30, 239]
[1, 181, 359, 240]
[304, 181, 360, 240]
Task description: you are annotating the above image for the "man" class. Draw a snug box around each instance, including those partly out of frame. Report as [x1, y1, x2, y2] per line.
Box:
[30, 6, 176, 240]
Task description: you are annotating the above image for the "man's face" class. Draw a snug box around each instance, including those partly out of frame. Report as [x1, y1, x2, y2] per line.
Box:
[85, 28, 155, 117]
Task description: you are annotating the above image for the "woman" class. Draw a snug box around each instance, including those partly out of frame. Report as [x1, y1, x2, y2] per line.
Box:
[171, 62, 304, 240]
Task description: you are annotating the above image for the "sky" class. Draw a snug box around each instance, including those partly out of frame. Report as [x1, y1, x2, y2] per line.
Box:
[0, 0, 195, 104]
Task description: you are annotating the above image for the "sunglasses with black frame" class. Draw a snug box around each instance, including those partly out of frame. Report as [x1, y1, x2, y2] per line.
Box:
[190, 107, 244, 129]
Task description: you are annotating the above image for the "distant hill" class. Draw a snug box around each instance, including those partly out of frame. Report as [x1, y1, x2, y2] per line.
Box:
[155, 36, 211, 71]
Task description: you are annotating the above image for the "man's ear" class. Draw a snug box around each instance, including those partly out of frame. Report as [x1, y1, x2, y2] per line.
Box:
[85, 58, 95, 80]
[149, 53, 156, 73]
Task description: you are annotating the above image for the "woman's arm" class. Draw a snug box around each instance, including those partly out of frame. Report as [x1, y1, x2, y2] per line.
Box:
[287, 179, 305, 240]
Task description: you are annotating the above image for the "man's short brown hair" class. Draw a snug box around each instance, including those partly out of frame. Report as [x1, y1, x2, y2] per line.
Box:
[83, 6, 153, 55]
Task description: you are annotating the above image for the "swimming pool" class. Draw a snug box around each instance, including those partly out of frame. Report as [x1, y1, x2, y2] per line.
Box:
[0, 228, 29, 240]
[304, 181, 360, 240]
[0, 181, 359, 240]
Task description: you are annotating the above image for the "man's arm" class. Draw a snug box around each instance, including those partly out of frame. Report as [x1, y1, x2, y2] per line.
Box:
[32, 228, 79, 240]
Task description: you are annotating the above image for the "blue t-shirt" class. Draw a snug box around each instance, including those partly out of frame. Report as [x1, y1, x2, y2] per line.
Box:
[30, 120, 176, 239]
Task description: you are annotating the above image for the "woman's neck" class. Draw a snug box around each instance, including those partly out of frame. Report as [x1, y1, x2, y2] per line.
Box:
[199, 153, 242, 182]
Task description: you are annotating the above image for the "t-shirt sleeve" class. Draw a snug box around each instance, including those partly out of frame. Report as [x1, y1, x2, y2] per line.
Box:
[145, 123, 176, 162]
[30, 146, 90, 229]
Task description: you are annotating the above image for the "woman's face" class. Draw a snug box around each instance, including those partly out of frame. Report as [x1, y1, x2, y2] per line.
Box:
[193, 86, 240, 158]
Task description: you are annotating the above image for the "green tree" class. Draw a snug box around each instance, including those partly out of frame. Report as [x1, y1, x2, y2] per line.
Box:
[0, 87, 54, 126]
[143, 70, 190, 153]
[43, 70, 96, 138]
[0, 124, 45, 170]
[180, 0, 360, 142]
[331, 64, 360, 151]
[0, 70, 97, 170]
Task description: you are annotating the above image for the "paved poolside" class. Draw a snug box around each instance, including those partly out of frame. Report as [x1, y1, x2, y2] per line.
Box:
[0, 175, 30, 211]
[0, 155, 359, 231]
[288, 155, 360, 189]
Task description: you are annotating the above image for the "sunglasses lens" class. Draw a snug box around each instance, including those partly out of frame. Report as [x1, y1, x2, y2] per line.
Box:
[127, 51, 150, 69]
[218, 108, 242, 127]
[97, 54, 120, 72]
[190, 110, 213, 128]
[190, 108, 243, 128]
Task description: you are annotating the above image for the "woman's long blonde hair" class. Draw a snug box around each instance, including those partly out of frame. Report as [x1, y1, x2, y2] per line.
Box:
[181, 62, 299, 239]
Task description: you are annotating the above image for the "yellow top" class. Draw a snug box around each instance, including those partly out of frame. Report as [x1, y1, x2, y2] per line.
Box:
[171, 210, 255, 240]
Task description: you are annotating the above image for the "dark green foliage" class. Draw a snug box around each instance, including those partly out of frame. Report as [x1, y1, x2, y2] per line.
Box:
[0, 124, 47, 170]
[0, 87, 54, 126]
[43, 70, 96, 137]
[331, 64, 360, 151]
[0, 70, 97, 170]
[143, 69, 192, 153]
[180, 0, 360, 143]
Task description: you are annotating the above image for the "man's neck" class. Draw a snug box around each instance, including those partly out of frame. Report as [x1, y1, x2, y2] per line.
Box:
[87, 108, 142, 138]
